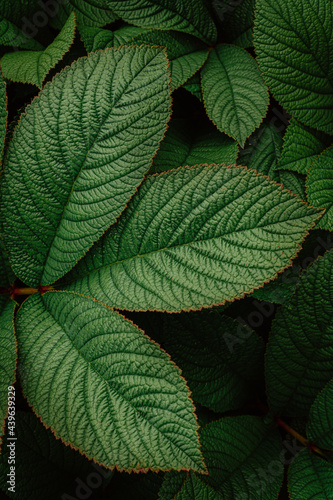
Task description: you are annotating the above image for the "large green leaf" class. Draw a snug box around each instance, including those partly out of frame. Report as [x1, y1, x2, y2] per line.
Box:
[0, 411, 111, 499]
[16, 292, 204, 472]
[1, 12, 76, 88]
[266, 249, 333, 417]
[0, 70, 6, 165]
[0, 301, 16, 451]
[105, 0, 217, 44]
[214, 0, 255, 48]
[307, 145, 333, 231]
[276, 119, 332, 175]
[201, 44, 269, 147]
[0, 18, 43, 50]
[254, 0, 333, 134]
[200, 416, 283, 499]
[51, 0, 118, 28]
[62, 163, 320, 312]
[80, 25, 149, 52]
[2, 46, 171, 287]
[307, 379, 333, 450]
[151, 118, 238, 173]
[288, 449, 333, 500]
[140, 311, 264, 412]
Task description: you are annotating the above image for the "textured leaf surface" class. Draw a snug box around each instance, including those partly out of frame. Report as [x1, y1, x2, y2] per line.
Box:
[2, 46, 171, 287]
[0, 411, 110, 500]
[0, 18, 43, 50]
[276, 119, 332, 175]
[140, 311, 264, 412]
[288, 449, 333, 500]
[105, 0, 217, 44]
[250, 264, 301, 305]
[16, 292, 204, 472]
[254, 0, 333, 133]
[174, 472, 219, 500]
[307, 379, 333, 450]
[214, 0, 255, 48]
[0, 301, 16, 450]
[307, 145, 333, 231]
[151, 118, 238, 173]
[0, 70, 6, 165]
[201, 44, 269, 146]
[158, 470, 188, 499]
[62, 163, 321, 312]
[1, 13, 76, 88]
[266, 249, 333, 417]
[0, 0, 40, 25]
[80, 25, 148, 52]
[52, 0, 117, 28]
[200, 416, 283, 499]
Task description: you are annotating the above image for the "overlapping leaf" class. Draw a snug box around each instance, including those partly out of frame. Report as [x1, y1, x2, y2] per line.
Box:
[0, 0, 40, 26]
[182, 72, 202, 100]
[254, 0, 333, 134]
[2, 45, 171, 287]
[80, 25, 149, 52]
[266, 249, 333, 416]
[1, 13, 76, 88]
[16, 292, 204, 472]
[276, 119, 332, 175]
[214, 0, 255, 48]
[200, 416, 283, 499]
[141, 311, 264, 412]
[0, 18, 43, 50]
[0, 411, 111, 499]
[288, 449, 333, 499]
[51, 0, 118, 28]
[307, 379, 333, 450]
[105, 0, 217, 44]
[201, 44, 269, 146]
[307, 145, 333, 231]
[151, 118, 238, 173]
[62, 163, 321, 312]
[174, 472, 219, 499]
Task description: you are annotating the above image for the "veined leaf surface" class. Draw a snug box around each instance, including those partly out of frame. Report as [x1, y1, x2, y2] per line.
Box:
[174, 472, 219, 500]
[105, 0, 217, 44]
[214, 0, 255, 48]
[16, 292, 204, 472]
[62, 163, 321, 312]
[307, 379, 333, 450]
[254, 0, 333, 134]
[51, 0, 118, 28]
[201, 44, 269, 147]
[80, 26, 149, 52]
[266, 250, 333, 416]
[0, 18, 43, 50]
[1, 13, 76, 88]
[288, 449, 333, 500]
[307, 145, 333, 231]
[2, 46, 171, 287]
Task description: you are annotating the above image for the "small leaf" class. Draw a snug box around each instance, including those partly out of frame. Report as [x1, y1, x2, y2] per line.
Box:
[63, 163, 321, 312]
[0, 18, 43, 50]
[16, 292, 205, 472]
[250, 264, 302, 305]
[276, 119, 332, 175]
[182, 72, 202, 100]
[1, 12, 77, 88]
[266, 249, 333, 417]
[201, 44, 269, 146]
[254, 0, 333, 134]
[174, 472, 219, 499]
[105, 0, 217, 44]
[307, 378, 333, 450]
[288, 449, 333, 500]
[200, 416, 283, 499]
[80, 25, 149, 52]
[151, 118, 238, 173]
[307, 145, 333, 231]
[0, 69, 6, 165]
[51, 0, 118, 28]
[214, 0, 255, 48]
[2, 45, 171, 287]
[0, 411, 111, 499]
[159, 470, 188, 499]
[0, 301, 16, 450]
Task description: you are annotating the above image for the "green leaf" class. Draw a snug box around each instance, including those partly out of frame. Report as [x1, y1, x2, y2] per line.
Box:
[62, 163, 321, 312]
[182, 72, 202, 101]
[266, 249, 333, 417]
[276, 119, 332, 175]
[288, 449, 333, 500]
[80, 25, 149, 52]
[16, 291, 205, 472]
[307, 379, 333, 450]
[158, 470, 188, 499]
[0, 411, 111, 499]
[238, 122, 306, 199]
[254, 0, 333, 134]
[141, 311, 264, 412]
[201, 44, 269, 147]
[174, 472, 219, 499]
[250, 264, 301, 305]
[0, 69, 6, 165]
[1, 12, 77, 88]
[0, 0, 41, 25]
[105, 0, 217, 44]
[200, 416, 283, 499]
[51, 0, 118, 28]
[214, 0, 255, 48]
[151, 118, 238, 174]
[307, 145, 333, 231]
[0, 301, 16, 450]
[0, 18, 43, 50]
[2, 45, 171, 287]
